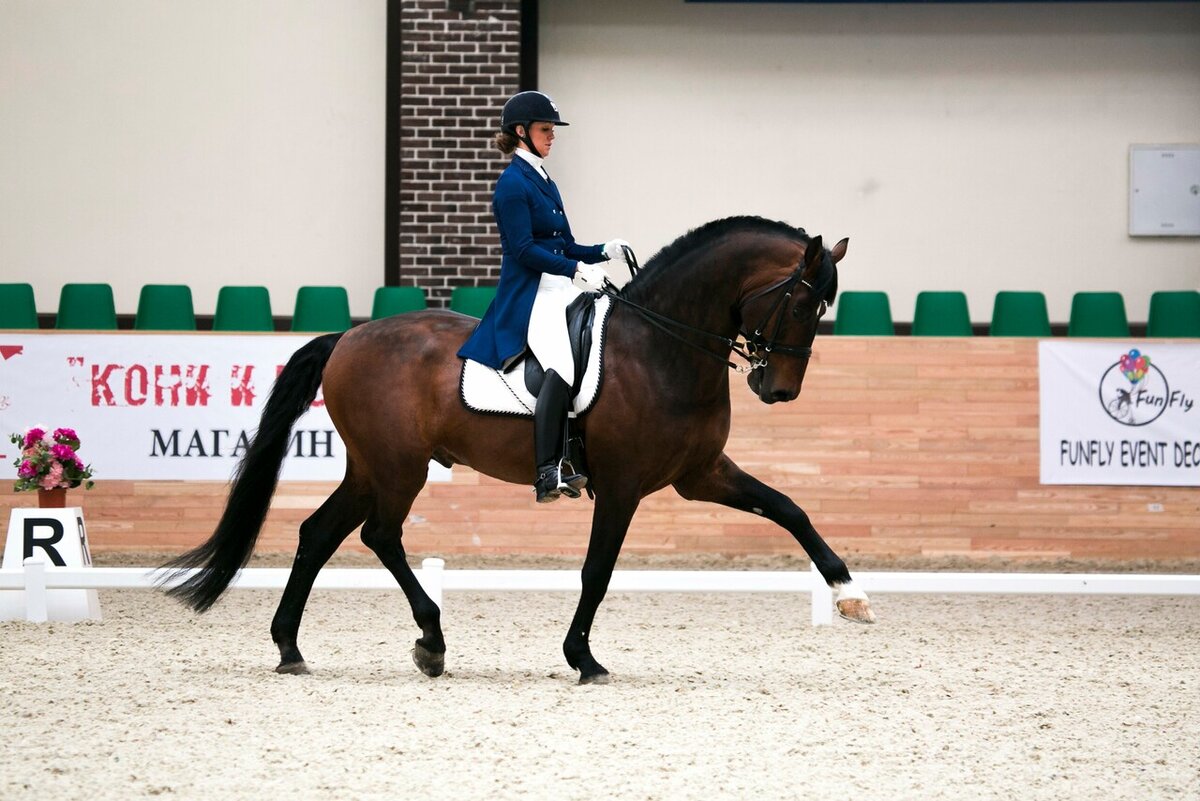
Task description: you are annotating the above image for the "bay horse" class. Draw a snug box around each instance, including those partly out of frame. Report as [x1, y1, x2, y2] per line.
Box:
[162, 215, 874, 684]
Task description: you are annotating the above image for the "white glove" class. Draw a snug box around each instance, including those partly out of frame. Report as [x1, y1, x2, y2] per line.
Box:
[573, 262, 609, 292]
[603, 238, 632, 263]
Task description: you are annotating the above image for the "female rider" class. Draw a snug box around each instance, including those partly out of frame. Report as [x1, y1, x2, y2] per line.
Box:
[457, 90, 630, 503]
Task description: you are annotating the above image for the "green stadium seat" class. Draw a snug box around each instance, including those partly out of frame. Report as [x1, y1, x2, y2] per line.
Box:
[1146, 290, 1200, 338]
[0, 283, 39, 329]
[449, 286, 497, 319]
[990, 291, 1052, 337]
[1067, 292, 1129, 338]
[55, 283, 117, 330]
[291, 286, 352, 332]
[911, 291, 972, 336]
[371, 286, 427, 319]
[213, 286, 275, 332]
[134, 284, 196, 331]
[832, 291, 894, 335]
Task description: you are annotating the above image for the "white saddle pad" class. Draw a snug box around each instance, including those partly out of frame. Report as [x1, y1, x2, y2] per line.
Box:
[460, 294, 612, 418]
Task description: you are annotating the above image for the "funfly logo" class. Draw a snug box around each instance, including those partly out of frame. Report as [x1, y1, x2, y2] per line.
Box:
[1098, 348, 1193, 426]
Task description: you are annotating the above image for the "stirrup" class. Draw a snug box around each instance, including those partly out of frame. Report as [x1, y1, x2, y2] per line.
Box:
[561, 460, 588, 492]
[534, 465, 585, 504]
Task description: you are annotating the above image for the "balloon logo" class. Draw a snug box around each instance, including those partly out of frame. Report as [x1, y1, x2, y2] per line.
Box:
[1117, 348, 1150, 386]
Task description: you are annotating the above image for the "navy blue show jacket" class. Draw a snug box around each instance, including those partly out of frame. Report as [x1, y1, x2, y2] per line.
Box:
[456, 156, 606, 369]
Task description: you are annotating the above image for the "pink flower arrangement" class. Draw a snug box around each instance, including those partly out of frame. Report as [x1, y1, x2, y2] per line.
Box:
[9, 425, 96, 492]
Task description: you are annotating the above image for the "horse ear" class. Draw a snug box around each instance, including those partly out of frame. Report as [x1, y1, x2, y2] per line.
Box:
[831, 237, 849, 264]
[804, 235, 824, 271]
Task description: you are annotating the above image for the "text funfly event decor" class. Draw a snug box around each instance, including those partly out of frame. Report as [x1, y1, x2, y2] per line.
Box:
[1039, 341, 1200, 486]
[0, 334, 451, 482]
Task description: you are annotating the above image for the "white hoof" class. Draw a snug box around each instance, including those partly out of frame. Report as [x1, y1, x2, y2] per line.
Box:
[833, 581, 876, 624]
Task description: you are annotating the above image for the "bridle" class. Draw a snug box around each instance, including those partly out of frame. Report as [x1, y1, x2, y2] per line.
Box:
[737, 268, 831, 371]
[600, 246, 831, 374]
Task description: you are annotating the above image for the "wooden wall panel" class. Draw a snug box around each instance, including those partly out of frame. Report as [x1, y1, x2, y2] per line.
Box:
[3, 339, 1197, 561]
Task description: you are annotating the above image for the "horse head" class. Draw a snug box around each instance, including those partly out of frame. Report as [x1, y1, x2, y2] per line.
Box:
[744, 235, 848, 404]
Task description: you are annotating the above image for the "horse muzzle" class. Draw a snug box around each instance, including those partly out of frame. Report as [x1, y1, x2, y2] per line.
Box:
[747, 366, 801, 404]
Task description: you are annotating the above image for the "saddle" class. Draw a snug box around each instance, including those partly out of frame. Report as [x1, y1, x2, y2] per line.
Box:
[459, 292, 613, 419]
[521, 291, 598, 398]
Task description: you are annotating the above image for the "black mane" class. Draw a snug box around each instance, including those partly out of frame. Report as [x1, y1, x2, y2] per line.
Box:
[623, 216, 810, 303]
[642, 216, 809, 273]
[622, 215, 839, 307]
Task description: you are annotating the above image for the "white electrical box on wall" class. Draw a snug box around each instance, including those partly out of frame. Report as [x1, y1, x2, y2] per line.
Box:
[1129, 144, 1200, 236]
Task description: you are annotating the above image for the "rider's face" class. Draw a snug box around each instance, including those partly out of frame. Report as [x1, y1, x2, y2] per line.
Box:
[519, 122, 556, 158]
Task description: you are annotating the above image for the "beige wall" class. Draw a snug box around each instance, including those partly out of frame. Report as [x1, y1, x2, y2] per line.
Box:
[541, 0, 1200, 324]
[3, 2, 1198, 324]
[0, 0, 386, 317]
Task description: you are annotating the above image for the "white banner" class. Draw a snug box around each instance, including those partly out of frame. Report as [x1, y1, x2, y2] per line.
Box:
[0, 333, 450, 483]
[1039, 340, 1200, 486]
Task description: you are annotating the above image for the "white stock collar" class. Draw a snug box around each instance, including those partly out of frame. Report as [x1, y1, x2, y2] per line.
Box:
[514, 148, 548, 181]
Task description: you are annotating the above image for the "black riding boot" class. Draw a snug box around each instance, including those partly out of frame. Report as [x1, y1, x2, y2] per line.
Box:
[533, 370, 587, 503]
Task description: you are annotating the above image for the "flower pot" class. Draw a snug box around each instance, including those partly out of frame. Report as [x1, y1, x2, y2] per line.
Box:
[37, 488, 68, 508]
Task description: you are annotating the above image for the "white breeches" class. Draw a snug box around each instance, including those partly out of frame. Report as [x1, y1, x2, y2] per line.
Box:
[528, 272, 584, 387]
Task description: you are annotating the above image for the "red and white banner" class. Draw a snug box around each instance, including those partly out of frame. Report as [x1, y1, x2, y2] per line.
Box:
[0, 333, 450, 482]
[1039, 340, 1200, 486]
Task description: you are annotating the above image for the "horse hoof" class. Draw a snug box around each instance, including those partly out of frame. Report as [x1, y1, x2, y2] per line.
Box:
[276, 660, 310, 675]
[412, 644, 445, 678]
[837, 598, 876, 624]
[577, 671, 611, 686]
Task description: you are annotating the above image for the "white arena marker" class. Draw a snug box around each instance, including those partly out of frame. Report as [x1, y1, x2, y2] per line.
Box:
[420, 557, 445, 609]
[3, 558, 1197, 630]
[0, 507, 100, 622]
[22, 557, 48, 623]
[810, 563, 833, 627]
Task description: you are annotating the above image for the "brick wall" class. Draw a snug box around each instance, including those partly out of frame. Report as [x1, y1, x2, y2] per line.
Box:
[399, 0, 523, 307]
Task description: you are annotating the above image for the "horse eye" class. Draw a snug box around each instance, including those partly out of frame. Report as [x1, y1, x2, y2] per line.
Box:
[793, 297, 827, 320]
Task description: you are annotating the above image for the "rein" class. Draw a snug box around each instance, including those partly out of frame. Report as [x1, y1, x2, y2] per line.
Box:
[600, 247, 826, 374]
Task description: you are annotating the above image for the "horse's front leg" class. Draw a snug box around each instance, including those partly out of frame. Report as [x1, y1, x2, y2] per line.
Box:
[562, 489, 641, 684]
[675, 454, 875, 623]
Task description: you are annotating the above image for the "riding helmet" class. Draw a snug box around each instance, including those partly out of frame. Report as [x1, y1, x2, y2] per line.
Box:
[501, 91, 570, 133]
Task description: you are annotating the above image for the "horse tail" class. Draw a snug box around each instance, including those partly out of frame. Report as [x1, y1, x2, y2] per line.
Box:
[160, 332, 345, 612]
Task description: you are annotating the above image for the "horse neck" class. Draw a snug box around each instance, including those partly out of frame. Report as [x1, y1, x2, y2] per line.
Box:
[624, 248, 742, 340]
[612, 236, 796, 398]
[625, 234, 801, 341]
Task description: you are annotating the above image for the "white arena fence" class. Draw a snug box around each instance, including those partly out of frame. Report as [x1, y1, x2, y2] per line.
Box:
[3, 557, 1200, 625]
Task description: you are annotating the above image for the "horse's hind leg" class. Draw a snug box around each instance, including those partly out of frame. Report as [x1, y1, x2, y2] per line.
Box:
[271, 481, 370, 674]
[675, 454, 875, 623]
[359, 480, 445, 677]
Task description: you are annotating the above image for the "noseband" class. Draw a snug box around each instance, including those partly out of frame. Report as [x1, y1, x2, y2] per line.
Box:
[601, 250, 830, 374]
